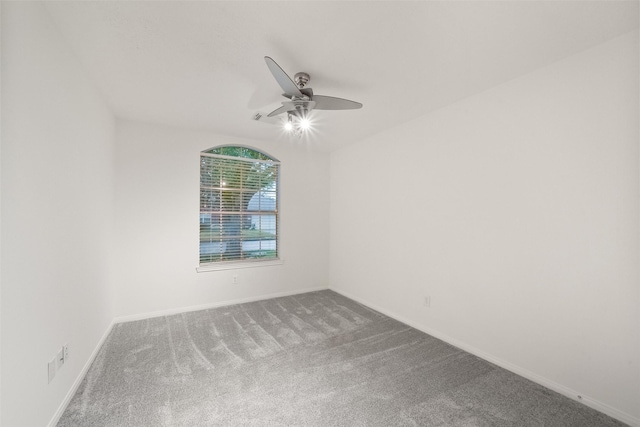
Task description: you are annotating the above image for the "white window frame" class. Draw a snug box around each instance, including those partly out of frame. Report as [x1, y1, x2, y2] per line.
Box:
[197, 146, 282, 272]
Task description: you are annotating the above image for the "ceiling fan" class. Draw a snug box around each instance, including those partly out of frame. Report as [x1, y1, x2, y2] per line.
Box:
[259, 56, 362, 133]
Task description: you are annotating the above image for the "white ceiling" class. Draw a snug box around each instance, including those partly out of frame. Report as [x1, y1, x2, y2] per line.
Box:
[45, 1, 639, 151]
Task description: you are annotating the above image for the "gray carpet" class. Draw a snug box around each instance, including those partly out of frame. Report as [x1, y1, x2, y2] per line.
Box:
[58, 290, 625, 426]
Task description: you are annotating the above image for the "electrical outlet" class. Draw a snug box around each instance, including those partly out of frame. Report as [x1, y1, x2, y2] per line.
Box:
[48, 357, 56, 383]
[233, 275, 238, 284]
[424, 296, 431, 307]
[63, 344, 69, 362]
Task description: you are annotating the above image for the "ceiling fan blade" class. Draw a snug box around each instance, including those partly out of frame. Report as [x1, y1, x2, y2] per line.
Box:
[268, 99, 319, 117]
[247, 84, 281, 109]
[264, 56, 303, 98]
[251, 111, 282, 126]
[267, 105, 289, 117]
[313, 95, 363, 110]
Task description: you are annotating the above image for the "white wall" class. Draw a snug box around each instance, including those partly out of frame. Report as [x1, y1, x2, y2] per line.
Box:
[113, 121, 330, 318]
[330, 30, 639, 424]
[1, 3, 116, 426]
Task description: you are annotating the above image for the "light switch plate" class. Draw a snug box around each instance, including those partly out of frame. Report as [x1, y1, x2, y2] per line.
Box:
[56, 348, 65, 369]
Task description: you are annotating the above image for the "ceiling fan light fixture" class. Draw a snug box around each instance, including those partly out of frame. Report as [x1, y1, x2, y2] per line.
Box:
[284, 115, 294, 131]
[299, 117, 311, 130]
[282, 112, 313, 136]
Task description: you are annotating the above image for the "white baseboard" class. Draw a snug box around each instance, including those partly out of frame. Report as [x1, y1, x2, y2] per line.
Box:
[114, 286, 329, 324]
[47, 319, 116, 427]
[330, 287, 639, 427]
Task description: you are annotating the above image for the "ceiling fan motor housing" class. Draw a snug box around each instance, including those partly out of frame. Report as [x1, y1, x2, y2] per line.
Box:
[294, 72, 310, 89]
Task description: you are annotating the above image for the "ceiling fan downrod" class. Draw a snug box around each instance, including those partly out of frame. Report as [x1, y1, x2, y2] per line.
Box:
[293, 72, 310, 89]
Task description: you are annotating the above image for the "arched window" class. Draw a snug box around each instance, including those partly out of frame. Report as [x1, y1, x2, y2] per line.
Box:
[199, 146, 279, 266]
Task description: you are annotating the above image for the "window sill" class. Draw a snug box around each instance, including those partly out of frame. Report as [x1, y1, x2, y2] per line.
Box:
[196, 258, 284, 273]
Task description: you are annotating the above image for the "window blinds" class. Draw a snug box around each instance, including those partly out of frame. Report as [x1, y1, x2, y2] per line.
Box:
[199, 152, 279, 265]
